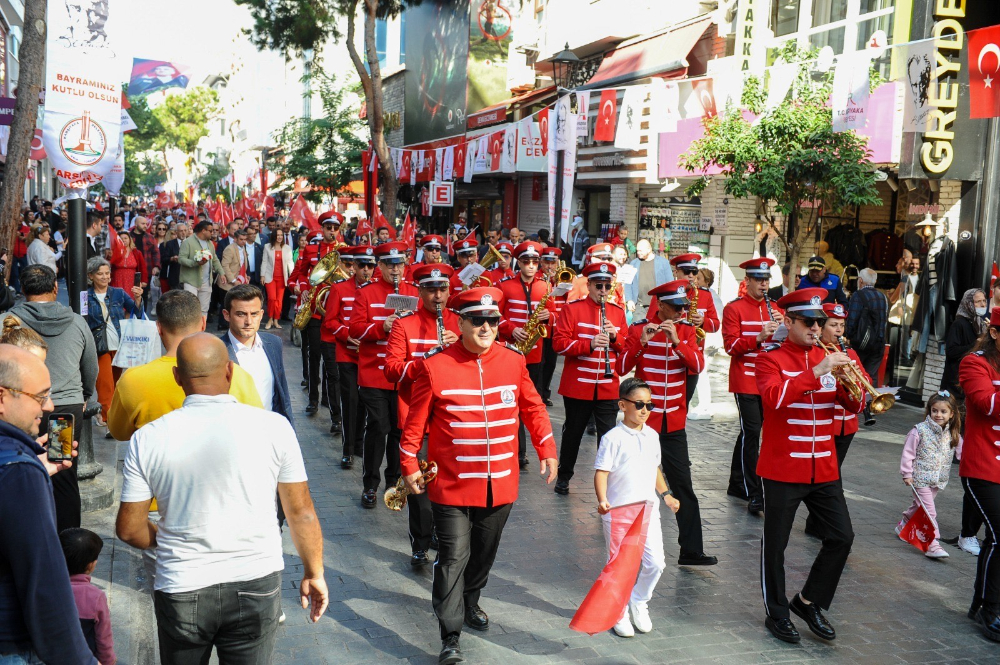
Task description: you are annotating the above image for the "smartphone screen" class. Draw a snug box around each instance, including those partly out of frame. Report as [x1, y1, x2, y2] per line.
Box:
[134, 272, 142, 288]
[46, 414, 74, 463]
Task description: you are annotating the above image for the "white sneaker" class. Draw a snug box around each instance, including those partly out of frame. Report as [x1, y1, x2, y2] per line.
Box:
[612, 615, 634, 638]
[895, 519, 907, 537]
[629, 602, 652, 633]
[925, 542, 950, 559]
[958, 536, 982, 556]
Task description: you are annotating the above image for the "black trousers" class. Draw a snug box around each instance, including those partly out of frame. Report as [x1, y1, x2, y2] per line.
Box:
[856, 346, 884, 386]
[409, 492, 434, 553]
[43, 403, 83, 534]
[359, 386, 401, 492]
[212, 284, 227, 329]
[963, 477, 1000, 604]
[304, 319, 323, 404]
[963, 489, 985, 539]
[685, 373, 699, 406]
[299, 325, 309, 382]
[338, 362, 366, 458]
[558, 396, 618, 482]
[320, 342, 342, 424]
[804, 433, 855, 534]
[517, 363, 544, 460]
[659, 427, 703, 556]
[761, 478, 854, 619]
[432, 489, 512, 640]
[541, 338, 557, 399]
[729, 394, 764, 501]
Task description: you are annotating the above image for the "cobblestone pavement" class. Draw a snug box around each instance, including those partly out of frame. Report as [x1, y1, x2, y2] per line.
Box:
[84, 339, 999, 664]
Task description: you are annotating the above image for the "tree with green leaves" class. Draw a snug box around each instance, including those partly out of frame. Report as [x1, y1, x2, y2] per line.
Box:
[681, 44, 883, 278]
[272, 69, 366, 203]
[150, 87, 221, 180]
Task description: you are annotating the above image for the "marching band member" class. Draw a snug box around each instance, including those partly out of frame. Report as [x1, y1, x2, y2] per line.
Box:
[756, 287, 864, 644]
[670, 253, 720, 404]
[420, 234, 446, 265]
[486, 241, 516, 284]
[498, 241, 553, 468]
[384, 264, 461, 567]
[322, 244, 376, 468]
[316, 247, 354, 435]
[539, 246, 563, 406]
[721, 257, 782, 515]
[399, 287, 557, 665]
[449, 236, 480, 295]
[566, 243, 625, 305]
[551, 262, 627, 495]
[958, 308, 1000, 640]
[349, 242, 419, 508]
[289, 216, 343, 415]
[618, 280, 716, 566]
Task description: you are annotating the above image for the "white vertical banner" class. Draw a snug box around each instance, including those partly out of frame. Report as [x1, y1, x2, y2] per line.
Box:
[575, 90, 591, 138]
[463, 142, 475, 183]
[896, 38, 935, 131]
[554, 95, 573, 151]
[615, 85, 647, 150]
[519, 117, 534, 146]
[391, 147, 402, 175]
[104, 130, 125, 196]
[434, 148, 444, 181]
[411, 150, 419, 185]
[43, 0, 121, 191]
[443, 146, 455, 180]
[549, 112, 578, 240]
[832, 51, 872, 132]
[649, 80, 680, 133]
[501, 125, 517, 173]
[766, 62, 797, 111]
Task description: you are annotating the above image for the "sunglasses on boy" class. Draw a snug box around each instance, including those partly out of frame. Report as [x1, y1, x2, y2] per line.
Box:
[622, 399, 654, 411]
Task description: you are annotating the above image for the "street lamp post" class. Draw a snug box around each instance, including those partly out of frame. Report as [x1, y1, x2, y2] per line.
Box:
[550, 43, 578, 257]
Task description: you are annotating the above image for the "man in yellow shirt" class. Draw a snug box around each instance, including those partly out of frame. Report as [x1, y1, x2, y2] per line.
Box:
[108, 290, 262, 441]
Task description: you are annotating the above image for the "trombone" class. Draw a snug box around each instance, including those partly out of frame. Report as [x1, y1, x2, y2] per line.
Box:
[816, 339, 895, 413]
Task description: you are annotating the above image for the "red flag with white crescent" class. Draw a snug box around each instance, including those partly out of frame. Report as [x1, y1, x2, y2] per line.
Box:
[991, 261, 999, 286]
[399, 150, 412, 182]
[402, 212, 415, 251]
[489, 131, 503, 171]
[969, 25, 1000, 118]
[288, 194, 319, 232]
[454, 143, 467, 179]
[30, 129, 47, 161]
[538, 108, 549, 156]
[898, 492, 937, 553]
[355, 214, 373, 238]
[594, 89, 618, 142]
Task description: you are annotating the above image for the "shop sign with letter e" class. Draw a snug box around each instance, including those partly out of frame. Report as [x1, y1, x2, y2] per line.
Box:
[431, 181, 454, 207]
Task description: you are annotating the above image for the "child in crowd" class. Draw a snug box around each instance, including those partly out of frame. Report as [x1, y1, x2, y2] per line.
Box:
[60, 528, 116, 665]
[897, 391, 963, 559]
[594, 378, 680, 638]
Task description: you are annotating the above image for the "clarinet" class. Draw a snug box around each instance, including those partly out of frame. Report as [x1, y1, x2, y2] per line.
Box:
[600, 295, 613, 378]
[393, 274, 400, 295]
[436, 303, 445, 346]
[764, 292, 776, 322]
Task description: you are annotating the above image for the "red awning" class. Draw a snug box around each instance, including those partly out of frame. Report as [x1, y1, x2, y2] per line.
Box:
[584, 17, 713, 89]
[478, 85, 556, 113]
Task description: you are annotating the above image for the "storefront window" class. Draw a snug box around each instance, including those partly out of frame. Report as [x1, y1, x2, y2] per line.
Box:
[811, 0, 848, 27]
[809, 27, 845, 54]
[771, 0, 896, 66]
[771, 0, 801, 38]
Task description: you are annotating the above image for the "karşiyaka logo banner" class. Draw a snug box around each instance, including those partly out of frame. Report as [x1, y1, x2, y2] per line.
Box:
[43, 0, 121, 190]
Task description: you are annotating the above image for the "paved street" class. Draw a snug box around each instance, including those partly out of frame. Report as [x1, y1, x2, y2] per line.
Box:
[83, 338, 999, 664]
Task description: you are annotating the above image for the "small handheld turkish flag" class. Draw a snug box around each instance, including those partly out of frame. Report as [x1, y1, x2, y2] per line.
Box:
[898, 489, 937, 553]
[593, 89, 618, 142]
[969, 25, 1000, 118]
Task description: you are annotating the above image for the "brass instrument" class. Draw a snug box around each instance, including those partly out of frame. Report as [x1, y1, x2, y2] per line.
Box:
[467, 244, 502, 289]
[436, 303, 446, 346]
[816, 338, 895, 413]
[555, 261, 576, 284]
[687, 287, 706, 341]
[516, 287, 551, 355]
[293, 251, 348, 329]
[384, 460, 438, 511]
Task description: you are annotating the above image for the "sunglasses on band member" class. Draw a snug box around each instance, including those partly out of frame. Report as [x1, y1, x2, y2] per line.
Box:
[681, 268, 699, 276]
[592, 282, 613, 291]
[624, 400, 654, 411]
[464, 315, 500, 328]
[793, 316, 827, 328]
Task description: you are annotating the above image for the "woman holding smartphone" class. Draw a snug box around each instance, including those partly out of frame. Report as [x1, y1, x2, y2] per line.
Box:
[110, 232, 147, 291]
[85, 257, 143, 426]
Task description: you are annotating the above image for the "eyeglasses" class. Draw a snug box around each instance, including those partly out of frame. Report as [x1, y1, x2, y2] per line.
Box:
[520, 258, 540, 265]
[0, 385, 52, 407]
[793, 316, 827, 328]
[464, 315, 500, 328]
[592, 282, 613, 291]
[624, 400, 654, 411]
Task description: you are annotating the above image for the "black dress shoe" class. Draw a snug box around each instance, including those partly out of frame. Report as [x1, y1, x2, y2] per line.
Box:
[765, 617, 801, 643]
[586, 424, 597, 435]
[554, 479, 569, 495]
[726, 489, 749, 501]
[301, 379, 308, 387]
[464, 605, 489, 631]
[438, 635, 463, 664]
[411, 550, 430, 566]
[519, 457, 529, 469]
[748, 497, 764, 515]
[543, 398, 553, 406]
[678, 553, 718, 566]
[305, 402, 318, 414]
[977, 605, 1000, 642]
[361, 489, 377, 508]
[790, 594, 836, 640]
[330, 421, 343, 434]
[341, 456, 353, 469]
[430, 532, 439, 550]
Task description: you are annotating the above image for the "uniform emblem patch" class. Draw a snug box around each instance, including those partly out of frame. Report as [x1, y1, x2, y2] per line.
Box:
[481, 294, 494, 306]
[810, 295, 822, 307]
[501, 389, 515, 405]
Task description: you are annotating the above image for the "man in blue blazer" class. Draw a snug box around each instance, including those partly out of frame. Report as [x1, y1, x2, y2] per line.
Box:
[220, 283, 294, 425]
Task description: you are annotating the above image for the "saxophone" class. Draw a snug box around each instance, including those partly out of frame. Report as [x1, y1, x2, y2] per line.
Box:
[516, 288, 551, 355]
[687, 286, 706, 341]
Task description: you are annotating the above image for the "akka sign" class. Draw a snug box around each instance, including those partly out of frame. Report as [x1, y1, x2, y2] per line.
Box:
[431, 181, 454, 207]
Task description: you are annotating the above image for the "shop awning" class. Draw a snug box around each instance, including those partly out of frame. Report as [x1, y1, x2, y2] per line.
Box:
[581, 16, 713, 90]
[478, 86, 556, 114]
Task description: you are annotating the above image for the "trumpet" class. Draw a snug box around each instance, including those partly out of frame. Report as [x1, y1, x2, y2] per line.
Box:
[816, 339, 895, 413]
[384, 460, 438, 511]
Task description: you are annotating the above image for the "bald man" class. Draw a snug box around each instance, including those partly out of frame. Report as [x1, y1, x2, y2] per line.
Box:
[116, 333, 328, 657]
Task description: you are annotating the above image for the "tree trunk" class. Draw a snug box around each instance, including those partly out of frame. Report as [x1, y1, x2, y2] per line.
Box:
[345, 0, 398, 222]
[0, 0, 46, 278]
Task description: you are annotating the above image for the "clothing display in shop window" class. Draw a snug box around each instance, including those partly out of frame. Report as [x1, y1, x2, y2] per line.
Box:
[911, 235, 957, 352]
[902, 225, 925, 256]
[823, 223, 868, 269]
[866, 229, 904, 271]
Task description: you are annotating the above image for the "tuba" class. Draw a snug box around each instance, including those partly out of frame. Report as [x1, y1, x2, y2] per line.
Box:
[466, 244, 502, 289]
[816, 338, 895, 413]
[293, 251, 349, 329]
[384, 460, 438, 511]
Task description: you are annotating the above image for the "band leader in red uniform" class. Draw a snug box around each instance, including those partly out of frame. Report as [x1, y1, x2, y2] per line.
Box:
[449, 236, 481, 295]
[756, 288, 864, 645]
[400, 288, 557, 665]
[671, 253, 720, 405]
[539, 246, 563, 406]
[618, 280, 717, 567]
[721, 257, 783, 515]
[322, 245, 376, 469]
[498, 241, 554, 468]
[552, 261, 628, 495]
[350, 241, 420, 508]
[959, 307, 1000, 641]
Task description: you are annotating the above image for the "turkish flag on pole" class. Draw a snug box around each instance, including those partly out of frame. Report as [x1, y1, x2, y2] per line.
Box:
[489, 131, 504, 171]
[355, 214, 373, 239]
[288, 194, 320, 232]
[538, 108, 550, 156]
[454, 143, 467, 179]
[374, 207, 397, 240]
[593, 90, 618, 142]
[969, 25, 1000, 118]
[570, 501, 652, 635]
[898, 489, 937, 553]
[401, 212, 415, 252]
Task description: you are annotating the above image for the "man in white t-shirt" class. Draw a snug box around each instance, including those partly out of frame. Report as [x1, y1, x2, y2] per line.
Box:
[115, 333, 327, 660]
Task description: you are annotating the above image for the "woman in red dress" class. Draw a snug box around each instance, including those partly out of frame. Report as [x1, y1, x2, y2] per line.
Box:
[262, 229, 293, 329]
[110, 232, 147, 291]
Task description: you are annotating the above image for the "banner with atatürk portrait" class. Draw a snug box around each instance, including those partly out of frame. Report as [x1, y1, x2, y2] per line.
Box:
[467, 0, 515, 114]
[43, 0, 122, 191]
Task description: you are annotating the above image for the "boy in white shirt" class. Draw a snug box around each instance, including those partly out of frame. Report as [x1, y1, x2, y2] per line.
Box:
[595, 377, 681, 637]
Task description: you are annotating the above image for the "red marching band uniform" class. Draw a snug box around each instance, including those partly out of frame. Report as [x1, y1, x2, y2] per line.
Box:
[497, 243, 553, 366]
[449, 236, 481, 295]
[540, 246, 565, 403]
